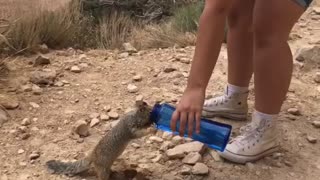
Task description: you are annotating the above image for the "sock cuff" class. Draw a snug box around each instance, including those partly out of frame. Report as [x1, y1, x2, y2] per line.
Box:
[253, 109, 278, 121]
[227, 83, 249, 95]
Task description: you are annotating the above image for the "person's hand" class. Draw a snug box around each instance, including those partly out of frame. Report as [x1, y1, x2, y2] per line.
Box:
[170, 87, 205, 137]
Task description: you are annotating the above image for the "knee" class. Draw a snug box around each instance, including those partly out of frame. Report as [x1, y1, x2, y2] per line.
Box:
[204, 0, 233, 16]
[228, 9, 253, 32]
[253, 22, 287, 48]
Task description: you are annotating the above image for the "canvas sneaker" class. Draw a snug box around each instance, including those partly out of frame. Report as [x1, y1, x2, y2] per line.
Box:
[202, 89, 249, 120]
[218, 116, 280, 164]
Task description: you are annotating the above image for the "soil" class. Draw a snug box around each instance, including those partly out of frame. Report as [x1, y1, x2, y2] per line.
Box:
[1, 2, 320, 180]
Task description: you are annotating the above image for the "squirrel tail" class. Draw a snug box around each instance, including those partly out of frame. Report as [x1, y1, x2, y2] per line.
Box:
[46, 158, 91, 175]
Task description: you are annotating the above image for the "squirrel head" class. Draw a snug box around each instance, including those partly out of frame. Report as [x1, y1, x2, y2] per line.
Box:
[126, 100, 156, 138]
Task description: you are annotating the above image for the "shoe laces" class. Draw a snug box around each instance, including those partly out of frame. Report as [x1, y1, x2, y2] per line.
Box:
[204, 94, 231, 106]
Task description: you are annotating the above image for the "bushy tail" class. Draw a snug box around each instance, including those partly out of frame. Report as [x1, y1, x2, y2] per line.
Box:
[46, 158, 91, 176]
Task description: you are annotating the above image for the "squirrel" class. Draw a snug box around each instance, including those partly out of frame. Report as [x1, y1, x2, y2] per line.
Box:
[46, 100, 156, 180]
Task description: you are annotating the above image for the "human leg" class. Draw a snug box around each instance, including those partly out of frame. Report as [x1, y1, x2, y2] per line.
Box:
[218, 0, 306, 164]
[202, 0, 255, 120]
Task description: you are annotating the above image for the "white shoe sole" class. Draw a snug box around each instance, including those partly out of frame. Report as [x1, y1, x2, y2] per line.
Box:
[202, 110, 247, 121]
[217, 145, 280, 164]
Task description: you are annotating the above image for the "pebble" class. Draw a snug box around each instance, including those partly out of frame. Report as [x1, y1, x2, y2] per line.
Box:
[18, 149, 25, 154]
[108, 111, 119, 119]
[314, 72, 320, 83]
[171, 135, 183, 145]
[30, 70, 57, 85]
[18, 126, 28, 133]
[1, 99, 19, 110]
[166, 141, 205, 159]
[306, 135, 317, 144]
[32, 85, 43, 95]
[38, 44, 49, 53]
[312, 120, 320, 128]
[21, 84, 32, 92]
[79, 54, 88, 61]
[19, 161, 27, 166]
[123, 42, 137, 53]
[70, 66, 81, 73]
[29, 102, 40, 108]
[289, 172, 295, 177]
[181, 165, 192, 175]
[151, 154, 162, 163]
[287, 108, 301, 116]
[192, 163, 209, 175]
[29, 152, 40, 160]
[21, 118, 31, 126]
[54, 81, 64, 87]
[73, 120, 89, 137]
[21, 133, 31, 140]
[34, 55, 50, 66]
[131, 143, 141, 148]
[182, 152, 202, 165]
[133, 75, 142, 81]
[135, 95, 144, 103]
[119, 52, 129, 59]
[209, 149, 223, 162]
[284, 160, 293, 167]
[90, 118, 100, 127]
[127, 84, 138, 93]
[149, 136, 164, 143]
[160, 141, 175, 152]
[272, 153, 283, 159]
[246, 163, 255, 171]
[100, 113, 109, 121]
[163, 66, 177, 73]
[162, 131, 173, 140]
[179, 58, 191, 64]
[89, 113, 100, 119]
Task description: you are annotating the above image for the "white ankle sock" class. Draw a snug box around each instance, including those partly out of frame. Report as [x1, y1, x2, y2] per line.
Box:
[252, 110, 278, 128]
[226, 83, 249, 96]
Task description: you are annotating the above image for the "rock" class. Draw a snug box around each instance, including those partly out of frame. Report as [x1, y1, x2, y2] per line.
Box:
[119, 52, 129, 59]
[287, 108, 301, 116]
[182, 152, 202, 165]
[162, 132, 173, 140]
[127, 84, 138, 93]
[313, 7, 320, 14]
[108, 111, 119, 119]
[18, 149, 25, 154]
[272, 153, 283, 159]
[166, 141, 205, 159]
[160, 141, 175, 152]
[20, 84, 32, 92]
[21, 118, 31, 126]
[70, 66, 81, 73]
[79, 54, 88, 61]
[135, 95, 144, 102]
[246, 163, 255, 171]
[179, 58, 191, 64]
[30, 70, 57, 85]
[312, 120, 320, 128]
[29, 152, 40, 160]
[192, 163, 209, 175]
[89, 113, 100, 119]
[314, 72, 320, 83]
[209, 149, 223, 162]
[54, 81, 64, 87]
[123, 43, 137, 53]
[151, 154, 162, 163]
[133, 75, 142, 81]
[149, 136, 163, 143]
[29, 102, 40, 108]
[73, 120, 89, 137]
[32, 85, 43, 95]
[131, 143, 141, 148]
[181, 165, 192, 175]
[90, 118, 100, 127]
[284, 160, 293, 167]
[79, 63, 89, 68]
[306, 136, 317, 144]
[100, 113, 109, 121]
[0, 96, 19, 110]
[21, 133, 31, 140]
[163, 66, 177, 73]
[38, 44, 49, 54]
[294, 45, 320, 68]
[171, 136, 183, 145]
[111, 120, 120, 128]
[34, 55, 50, 66]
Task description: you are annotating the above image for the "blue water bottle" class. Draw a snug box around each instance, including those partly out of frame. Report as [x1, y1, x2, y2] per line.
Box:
[150, 103, 232, 152]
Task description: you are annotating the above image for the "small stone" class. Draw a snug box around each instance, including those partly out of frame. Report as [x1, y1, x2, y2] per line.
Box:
[192, 163, 209, 175]
[284, 160, 293, 167]
[131, 143, 141, 148]
[314, 72, 320, 83]
[133, 75, 142, 81]
[70, 66, 81, 73]
[181, 165, 192, 175]
[289, 172, 295, 177]
[151, 154, 162, 163]
[38, 44, 49, 54]
[123, 42, 137, 53]
[21, 118, 31, 126]
[182, 152, 202, 165]
[246, 163, 255, 171]
[166, 141, 205, 159]
[179, 58, 191, 64]
[108, 111, 119, 119]
[287, 108, 301, 116]
[272, 153, 283, 159]
[163, 66, 177, 73]
[90, 118, 100, 127]
[79, 63, 88, 68]
[32, 85, 43, 95]
[255, 171, 261, 176]
[119, 52, 129, 59]
[79, 54, 88, 61]
[34, 55, 50, 66]
[30, 70, 57, 85]
[149, 136, 164, 143]
[54, 81, 64, 87]
[18, 126, 28, 133]
[127, 84, 138, 93]
[89, 113, 100, 119]
[29, 152, 40, 160]
[19, 161, 27, 167]
[162, 131, 173, 140]
[18, 149, 25, 154]
[100, 113, 109, 121]
[111, 120, 120, 128]
[29, 102, 40, 108]
[160, 141, 175, 152]
[21, 84, 32, 92]
[312, 120, 320, 128]
[209, 149, 223, 162]
[1, 99, 19, 110]
[313, 7, 320, 14]
[21, 133, 31, 140]
[73, 120, 89, 137]
[306, 136, 317, 144]
[171, 136, 183, 145]
[135, 95, 144, 102]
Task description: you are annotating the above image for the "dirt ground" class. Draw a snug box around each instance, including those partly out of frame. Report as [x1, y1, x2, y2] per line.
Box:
[1, 2, 320, 180]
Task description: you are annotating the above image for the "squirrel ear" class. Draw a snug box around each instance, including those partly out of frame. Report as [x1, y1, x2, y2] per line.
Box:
[135, 100, 148, 109]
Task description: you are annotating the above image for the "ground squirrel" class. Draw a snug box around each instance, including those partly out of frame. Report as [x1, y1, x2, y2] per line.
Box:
[46, 100, 155, 180]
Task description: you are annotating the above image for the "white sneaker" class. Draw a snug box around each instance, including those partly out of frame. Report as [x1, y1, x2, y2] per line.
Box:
[218, 117, 280, 164]
[202, 89, 249, 120]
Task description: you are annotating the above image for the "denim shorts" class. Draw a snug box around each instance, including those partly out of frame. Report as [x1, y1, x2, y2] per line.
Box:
[293, 0, 313, 8]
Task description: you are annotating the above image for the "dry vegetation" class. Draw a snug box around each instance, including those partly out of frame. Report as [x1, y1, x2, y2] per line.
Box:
[0, 0, 204, 55]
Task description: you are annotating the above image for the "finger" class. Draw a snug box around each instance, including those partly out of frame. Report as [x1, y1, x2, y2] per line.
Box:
[170, 110, 180, 133]
[179, 112, 188, 137]
[188, 111, 195, 137]
[195, 111, 201, 134]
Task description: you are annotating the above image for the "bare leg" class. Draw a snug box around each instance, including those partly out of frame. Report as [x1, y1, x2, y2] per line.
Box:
[253, 0, 305, 114]
[227, 0, 255, 87]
